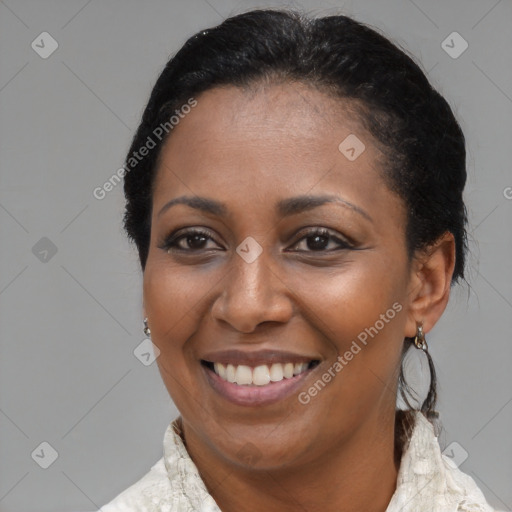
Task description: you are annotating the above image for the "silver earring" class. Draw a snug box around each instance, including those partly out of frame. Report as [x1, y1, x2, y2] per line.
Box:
[413, 324, 427, 351]
[143, 318, 151, 337]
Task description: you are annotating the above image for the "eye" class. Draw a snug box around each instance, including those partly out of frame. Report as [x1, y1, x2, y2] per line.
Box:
[159, 226, 354, 254]
[287, 227, 353, 252]
[159, 228, 223, 252]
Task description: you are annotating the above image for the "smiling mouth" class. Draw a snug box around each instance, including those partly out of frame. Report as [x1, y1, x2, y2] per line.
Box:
[201, 360, 320, 386]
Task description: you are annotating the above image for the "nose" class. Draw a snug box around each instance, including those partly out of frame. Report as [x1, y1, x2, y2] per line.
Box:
[210, 247, 294, 334]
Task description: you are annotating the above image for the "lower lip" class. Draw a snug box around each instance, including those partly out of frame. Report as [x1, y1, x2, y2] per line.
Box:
[202, 363, 317, 406]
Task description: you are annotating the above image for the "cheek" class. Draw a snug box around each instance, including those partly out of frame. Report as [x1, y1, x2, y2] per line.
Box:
[295, 251, 405, 325]
[143, 262, 204, 376]
[142, 257, 230, 411]
[144, 258, 213, 332]
[290, 257, 408, 387]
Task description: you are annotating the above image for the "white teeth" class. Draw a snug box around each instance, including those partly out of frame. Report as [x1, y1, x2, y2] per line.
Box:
[212, 361, 313, 386]
[283, 362, 294, 379]
[293, 362, 308, 376]
[269, 363, 283, 382]
[253, 365, 271, 386]
[215, 362, 226, 380]
[235, 365, 252, 385]
[226, 364, 236, 383]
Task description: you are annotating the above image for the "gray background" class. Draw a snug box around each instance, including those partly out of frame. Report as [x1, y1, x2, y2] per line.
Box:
[0, 0, 511, 510]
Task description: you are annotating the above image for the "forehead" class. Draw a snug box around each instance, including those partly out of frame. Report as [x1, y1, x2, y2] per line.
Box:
[158, 82, 370, 164]
[152, 83, 402, 225]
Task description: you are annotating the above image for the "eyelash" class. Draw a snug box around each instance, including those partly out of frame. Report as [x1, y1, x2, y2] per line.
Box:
[159, 227, 354, 254]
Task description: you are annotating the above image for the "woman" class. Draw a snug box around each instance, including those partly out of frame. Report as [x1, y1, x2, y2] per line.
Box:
[102, 9, 498, 512]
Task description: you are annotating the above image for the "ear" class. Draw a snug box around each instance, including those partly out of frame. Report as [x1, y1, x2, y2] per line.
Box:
[404, 232, 456, 337]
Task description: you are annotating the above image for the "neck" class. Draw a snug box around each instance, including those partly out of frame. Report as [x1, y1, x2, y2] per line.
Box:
[181, 410, 401, 512]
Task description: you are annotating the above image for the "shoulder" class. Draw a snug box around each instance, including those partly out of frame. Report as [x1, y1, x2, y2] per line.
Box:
[396, 412, 497, 512]
[100, 457, 171, 511]
[441, 455, 499, 512]
[388, 412, 501, 512]
[98, 418, 220, 511]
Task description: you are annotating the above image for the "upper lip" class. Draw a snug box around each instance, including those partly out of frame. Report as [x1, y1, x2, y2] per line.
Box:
[201, 349, 320, 367]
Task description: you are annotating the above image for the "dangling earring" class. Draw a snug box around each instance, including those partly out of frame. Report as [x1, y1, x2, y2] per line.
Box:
[411, 322, 439, 421]
[413, 323, 428, 351]
[143, 317, 151, 337]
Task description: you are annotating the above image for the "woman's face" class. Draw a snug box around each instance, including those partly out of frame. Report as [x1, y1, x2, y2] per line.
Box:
[143, 83, 415, 469]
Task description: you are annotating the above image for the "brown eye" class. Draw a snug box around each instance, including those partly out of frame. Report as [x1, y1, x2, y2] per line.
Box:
[305, 233, 330, 251]
[289, 228, 353, 252]
[160, 228, 222, 252]
[181, 233, 209, 250]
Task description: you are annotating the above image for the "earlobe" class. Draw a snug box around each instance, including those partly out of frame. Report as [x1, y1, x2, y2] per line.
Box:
[404, 232, 456, 337]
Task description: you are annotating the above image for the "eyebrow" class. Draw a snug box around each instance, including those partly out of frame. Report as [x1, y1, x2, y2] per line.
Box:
[157, 194, 373, 222]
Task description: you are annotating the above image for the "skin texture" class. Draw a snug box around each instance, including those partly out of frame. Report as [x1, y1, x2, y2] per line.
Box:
[142, 83, 455, 512]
